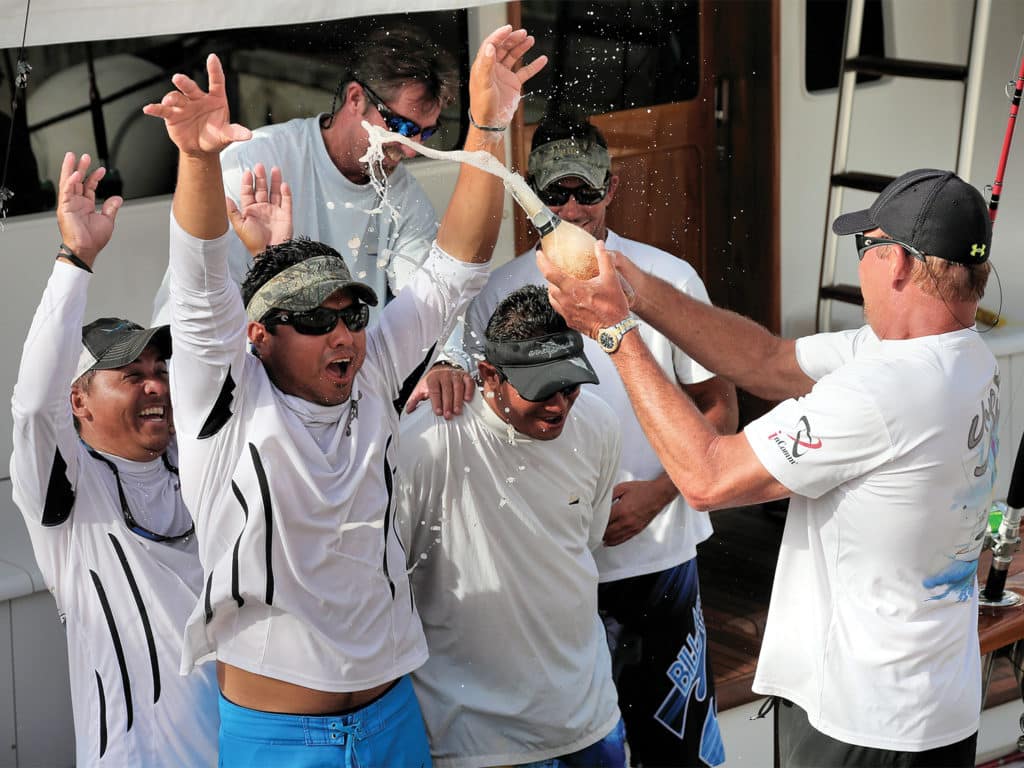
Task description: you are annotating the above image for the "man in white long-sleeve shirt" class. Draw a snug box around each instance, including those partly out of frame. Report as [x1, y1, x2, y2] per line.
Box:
[143, 30, 545, 766]
[10, 151, 218, 767]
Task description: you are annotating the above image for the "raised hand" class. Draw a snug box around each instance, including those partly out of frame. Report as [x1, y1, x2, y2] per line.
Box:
[469, 26, 547, 129]
[142, 53, 251, 157]
[226, 164, 293, 257]
[55, 152, 123, 268]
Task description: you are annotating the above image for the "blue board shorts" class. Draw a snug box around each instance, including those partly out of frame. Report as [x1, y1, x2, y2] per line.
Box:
[218, 675, 431, 767]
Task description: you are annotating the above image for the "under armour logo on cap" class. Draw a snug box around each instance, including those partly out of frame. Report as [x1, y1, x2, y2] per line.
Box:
[831, 169, 992, 265]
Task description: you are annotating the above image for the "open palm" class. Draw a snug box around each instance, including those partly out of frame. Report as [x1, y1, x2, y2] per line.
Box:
[227, 164, 293, 256]
[55, 152, 122, 264]
[142, 54, 250, 156]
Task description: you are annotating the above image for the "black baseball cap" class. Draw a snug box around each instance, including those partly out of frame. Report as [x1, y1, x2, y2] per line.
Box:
[484, 330, 599, 401]
[832, 169, 992, 265]
[75, 318, 171, 381]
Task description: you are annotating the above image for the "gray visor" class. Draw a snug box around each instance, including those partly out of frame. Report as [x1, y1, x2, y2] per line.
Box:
[485, 330, 599, 401]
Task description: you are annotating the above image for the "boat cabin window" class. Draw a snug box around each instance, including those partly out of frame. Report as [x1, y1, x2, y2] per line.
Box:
[0, 10, 469, 218]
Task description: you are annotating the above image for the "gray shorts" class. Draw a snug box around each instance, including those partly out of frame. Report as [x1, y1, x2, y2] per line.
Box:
[775, 698, 976, 768]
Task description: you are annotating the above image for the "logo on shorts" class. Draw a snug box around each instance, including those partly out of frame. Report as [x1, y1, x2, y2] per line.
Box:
[767, 415, 822, 465]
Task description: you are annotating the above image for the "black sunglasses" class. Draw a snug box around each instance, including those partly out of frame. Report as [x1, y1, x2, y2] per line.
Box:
[533, 181, 610, 207]
[357, 80, 440, 141]
[854, 233, 924, 262]
[264, 304, 370, 336]
[88, 448, 194, 543]
[496, 370, 580, 402]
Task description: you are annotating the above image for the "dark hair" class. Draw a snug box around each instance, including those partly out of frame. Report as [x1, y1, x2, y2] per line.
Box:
[531, 106, 608, 152]
[485, 285, 568, 344]
[71, 369, 97, 433]
[323, 25, 458, 127]
[241, 237, 346, 309]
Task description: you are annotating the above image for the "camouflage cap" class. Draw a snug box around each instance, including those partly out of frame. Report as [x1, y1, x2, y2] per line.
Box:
[528, 138, 611, 192]
[246, 255, 379, 323]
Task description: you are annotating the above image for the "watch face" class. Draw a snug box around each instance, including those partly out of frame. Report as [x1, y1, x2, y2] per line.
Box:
[599, 331, 616, 351]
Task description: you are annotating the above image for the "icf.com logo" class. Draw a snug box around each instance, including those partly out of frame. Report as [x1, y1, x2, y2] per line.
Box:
[767, 415, 822, 465]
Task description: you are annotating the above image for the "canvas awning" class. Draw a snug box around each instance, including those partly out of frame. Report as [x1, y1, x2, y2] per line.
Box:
[0, 0, 500, 49]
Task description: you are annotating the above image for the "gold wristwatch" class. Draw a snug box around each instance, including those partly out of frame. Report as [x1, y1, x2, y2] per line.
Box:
[597, 315, 639, 353]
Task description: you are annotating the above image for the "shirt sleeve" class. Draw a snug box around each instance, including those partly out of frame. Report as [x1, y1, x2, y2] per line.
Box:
[588, 401, 623, 551]
[10, 262, 89, 528]
[383, 175, 439, 296]
[166, 214, 251, 442]
[436, 289, 490, 373]
[369, 242, 489, 397]
[795, 326, 877, 382]
[667, 268, 715, 386]
[743, 370, 894, 500]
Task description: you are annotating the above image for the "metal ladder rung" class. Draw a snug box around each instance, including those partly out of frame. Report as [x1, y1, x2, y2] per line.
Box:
[819, 284, 864, 306]
[844, 55, 968, 81]
[831, 172, 896, 193]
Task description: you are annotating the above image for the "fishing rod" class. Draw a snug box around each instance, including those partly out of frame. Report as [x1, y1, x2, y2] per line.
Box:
[989, 39, 1024, 225]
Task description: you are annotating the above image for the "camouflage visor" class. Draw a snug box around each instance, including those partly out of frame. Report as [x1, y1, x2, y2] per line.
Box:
[529, 138, 611, 192]
[246, 255, 379, 323]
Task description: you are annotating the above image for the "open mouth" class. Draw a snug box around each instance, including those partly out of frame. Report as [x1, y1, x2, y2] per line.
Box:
[539, 412, 566, 428]
[138, 405, 166, 422]
[327, 358, 352, 380]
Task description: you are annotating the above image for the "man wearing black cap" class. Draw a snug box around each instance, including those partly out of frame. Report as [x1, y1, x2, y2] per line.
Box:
[398, 285, 627, 767]
[410, 112, 735, 767]
[539, 168, 998, 767]
[10, 151, 217, 766]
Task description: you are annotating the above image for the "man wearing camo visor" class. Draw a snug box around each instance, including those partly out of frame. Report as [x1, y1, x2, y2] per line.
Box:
[146, 29, 546, 766]
[398, 285, 628, 767]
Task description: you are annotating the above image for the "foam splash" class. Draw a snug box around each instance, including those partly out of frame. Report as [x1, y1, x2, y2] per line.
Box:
[359, 121, 544, 222]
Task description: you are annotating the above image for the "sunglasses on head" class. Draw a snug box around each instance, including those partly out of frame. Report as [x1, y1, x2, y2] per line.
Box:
[854, 233, 924, 262]
[533, 180, 609, 207]
[357, 79, 440, 141]
[264, 304, 370, 336]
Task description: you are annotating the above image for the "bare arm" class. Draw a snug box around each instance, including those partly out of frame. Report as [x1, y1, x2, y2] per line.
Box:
[435, 26, 546, 264]
[603, 372, 737, 545]
[614, 249, 813, 402]
[541, 244, 791, 511]
[610, 332, 791, 510]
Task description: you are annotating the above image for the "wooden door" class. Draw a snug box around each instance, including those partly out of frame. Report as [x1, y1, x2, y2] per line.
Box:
[508, 0, 778, 339]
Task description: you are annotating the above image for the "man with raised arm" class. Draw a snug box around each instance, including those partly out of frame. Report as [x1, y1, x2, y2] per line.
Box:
[10, 151, 217, 767]
[540, 169, 997, 767]
[151, 25, 457, 325]
[144, 28, 545, 765]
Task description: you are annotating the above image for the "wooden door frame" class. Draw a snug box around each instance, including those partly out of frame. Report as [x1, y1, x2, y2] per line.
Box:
[505, 0, 780, 337]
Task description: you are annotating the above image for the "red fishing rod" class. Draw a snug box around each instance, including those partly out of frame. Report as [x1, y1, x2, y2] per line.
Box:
[989, 43, 1024, 224]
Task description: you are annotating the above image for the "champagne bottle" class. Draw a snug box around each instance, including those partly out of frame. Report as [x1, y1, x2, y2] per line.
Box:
[506, 173, 598, 280]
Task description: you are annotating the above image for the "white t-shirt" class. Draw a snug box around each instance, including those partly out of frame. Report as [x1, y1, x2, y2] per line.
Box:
[746, 325, 999, 751]
[10, 262, 218, 767]
[443, 230, 715, 580]
[167, 217, 488, 691]
[152, 115, 438, 325]
[397, 389, 622, 768]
